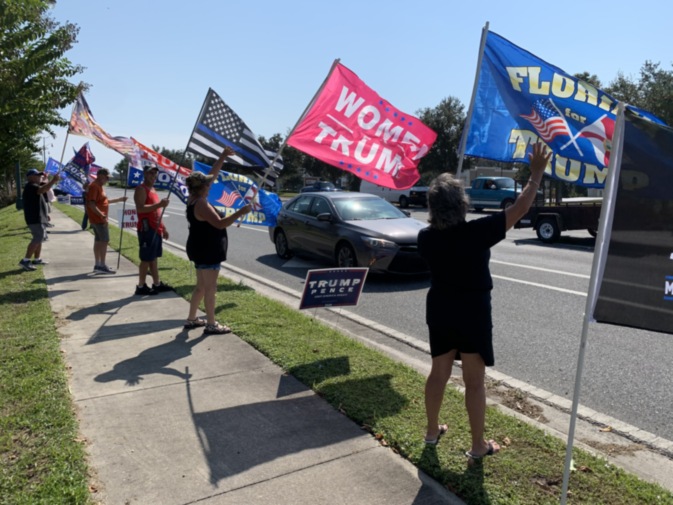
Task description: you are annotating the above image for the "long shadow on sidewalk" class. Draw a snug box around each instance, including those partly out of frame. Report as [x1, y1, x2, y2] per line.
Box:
[95, 330, 207, 386]
[186, 360, 407, 486]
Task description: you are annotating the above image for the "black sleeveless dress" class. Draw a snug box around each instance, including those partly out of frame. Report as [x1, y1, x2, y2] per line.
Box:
[417, 212, 506, 365]
[186, 200, 228, 265]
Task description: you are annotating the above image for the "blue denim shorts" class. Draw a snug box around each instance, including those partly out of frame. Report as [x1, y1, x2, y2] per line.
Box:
[194, 263, 221, 270]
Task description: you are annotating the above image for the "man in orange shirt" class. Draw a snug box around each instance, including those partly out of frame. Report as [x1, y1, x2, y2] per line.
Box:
[86, 168, 127, 274]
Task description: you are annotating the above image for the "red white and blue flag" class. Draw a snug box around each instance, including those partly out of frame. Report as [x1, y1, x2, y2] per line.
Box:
[520, 99, 572, 143]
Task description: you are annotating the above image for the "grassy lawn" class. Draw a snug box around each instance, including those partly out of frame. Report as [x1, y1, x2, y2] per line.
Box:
[0, 207, 91, 504]
[2, 203, 673, 504]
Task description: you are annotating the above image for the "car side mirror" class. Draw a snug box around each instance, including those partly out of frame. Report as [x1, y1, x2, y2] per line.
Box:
[317, 212, 332, 222]
[402, 210, 411, 217]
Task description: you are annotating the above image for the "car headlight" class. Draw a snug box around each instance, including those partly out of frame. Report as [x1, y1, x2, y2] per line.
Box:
[362, 236, 397, 249]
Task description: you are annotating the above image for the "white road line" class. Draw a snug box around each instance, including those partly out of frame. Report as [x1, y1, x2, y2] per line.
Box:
[492, 259, 590, 279]
[493, 274, 587, 296]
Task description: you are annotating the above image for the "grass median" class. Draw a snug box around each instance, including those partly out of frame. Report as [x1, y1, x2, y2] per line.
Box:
[2, 203, 672, 504]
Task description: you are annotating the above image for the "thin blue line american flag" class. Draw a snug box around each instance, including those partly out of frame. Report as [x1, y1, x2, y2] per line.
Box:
[187, 89, 283, 185]
[520, 98, 571, 142]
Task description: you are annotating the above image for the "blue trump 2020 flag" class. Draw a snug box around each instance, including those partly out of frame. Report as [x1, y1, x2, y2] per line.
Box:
[464, 31, 663, 188]
[193, 161, 282, 227]
[45, 158, 84, 197]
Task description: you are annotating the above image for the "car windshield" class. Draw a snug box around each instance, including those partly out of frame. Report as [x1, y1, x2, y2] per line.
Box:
[333, 197, 407, 221]
[495, 179, 515, 189]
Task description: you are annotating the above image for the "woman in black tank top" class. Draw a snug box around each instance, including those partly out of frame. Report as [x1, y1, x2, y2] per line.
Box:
[183, 148, 252, 335]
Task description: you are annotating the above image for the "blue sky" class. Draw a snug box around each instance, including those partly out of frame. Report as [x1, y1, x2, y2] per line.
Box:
[44, 0, 673, 171]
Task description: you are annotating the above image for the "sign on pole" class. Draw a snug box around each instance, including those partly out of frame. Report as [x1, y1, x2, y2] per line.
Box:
[299, 268, 368, 310]
[118, 208, 138, 231]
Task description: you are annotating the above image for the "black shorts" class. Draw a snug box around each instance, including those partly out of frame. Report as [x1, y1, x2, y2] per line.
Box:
[137, 229, 163, 262]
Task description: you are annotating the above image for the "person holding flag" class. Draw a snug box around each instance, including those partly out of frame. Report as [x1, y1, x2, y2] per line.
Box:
[133, 164, 173, 296]
[19, 169, 59, 271]
[85, 168, 127, 274]
[183, 147, 252, 334]
[419, 142, 550, 460]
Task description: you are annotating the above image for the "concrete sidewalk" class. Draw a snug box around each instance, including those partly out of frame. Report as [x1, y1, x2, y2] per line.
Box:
[41, 209, 463, 505]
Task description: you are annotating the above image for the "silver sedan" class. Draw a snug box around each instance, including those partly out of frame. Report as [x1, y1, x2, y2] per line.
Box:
[269, 192, 429, 274]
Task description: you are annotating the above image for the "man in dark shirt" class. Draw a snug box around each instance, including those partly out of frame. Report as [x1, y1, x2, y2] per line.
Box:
[20, 169, 59, 271]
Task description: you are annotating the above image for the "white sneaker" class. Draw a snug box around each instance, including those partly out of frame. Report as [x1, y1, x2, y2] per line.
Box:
[19, 260, 36, 271]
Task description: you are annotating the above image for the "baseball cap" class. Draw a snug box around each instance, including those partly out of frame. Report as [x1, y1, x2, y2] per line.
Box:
[27, 169, 43, 177]
[186, 171, 215, 191]
[143, 164, 159, 172]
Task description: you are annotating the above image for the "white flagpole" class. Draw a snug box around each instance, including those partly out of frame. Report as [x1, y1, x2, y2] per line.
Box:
[560, 103, 626, 504]
[456, 22, 489, 178]
[258, 58, 341, 189]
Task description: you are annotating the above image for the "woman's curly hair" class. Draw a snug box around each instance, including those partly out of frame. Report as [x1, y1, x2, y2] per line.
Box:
[427, 173, 469, 230]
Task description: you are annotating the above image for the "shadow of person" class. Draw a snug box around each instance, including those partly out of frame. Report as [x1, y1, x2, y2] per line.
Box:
[418, 444, 492, 504]
[187, 372, 407, 486]
[67, 297, 137, 321]
[94, 330, 208, 386]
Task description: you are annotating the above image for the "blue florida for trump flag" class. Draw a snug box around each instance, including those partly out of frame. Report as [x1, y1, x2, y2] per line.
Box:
[463, 31, 664, 188]
[193, 161, 282, 226]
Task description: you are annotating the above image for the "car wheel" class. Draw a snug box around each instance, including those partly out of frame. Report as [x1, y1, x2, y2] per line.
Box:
[274, 230, 292, 259]
[398, 195, 409, 208]
[501, 198, 515, 209]
[536, 218, 560, 243]
[336, 243, 357, 268]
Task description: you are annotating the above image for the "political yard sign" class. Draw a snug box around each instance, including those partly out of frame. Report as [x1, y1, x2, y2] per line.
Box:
[299, 268, 368, 310]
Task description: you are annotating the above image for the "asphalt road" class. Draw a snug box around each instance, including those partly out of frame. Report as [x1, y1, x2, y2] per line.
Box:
[102, 187, 673, 443]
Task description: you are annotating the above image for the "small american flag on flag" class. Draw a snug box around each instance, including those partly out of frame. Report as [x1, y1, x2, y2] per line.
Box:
[520, 98, 571, 142]
[216, 188, 243, 208]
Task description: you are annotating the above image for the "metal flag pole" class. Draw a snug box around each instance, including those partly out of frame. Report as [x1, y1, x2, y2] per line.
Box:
[559, 103, 626, 504]
[58, 85, 86, 175]
[456, 22, 489, 178]
[116, 178, 131, 270]
[257, 58, 341, 190]
[146, 91, 214, 251]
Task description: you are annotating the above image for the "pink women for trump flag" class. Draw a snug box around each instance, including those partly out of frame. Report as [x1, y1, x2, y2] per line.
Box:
[287, 63, 437, 190]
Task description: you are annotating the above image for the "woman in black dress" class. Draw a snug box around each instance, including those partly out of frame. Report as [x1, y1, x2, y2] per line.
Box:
[418, 142, 550, 459]
[184, 147, 252, 335]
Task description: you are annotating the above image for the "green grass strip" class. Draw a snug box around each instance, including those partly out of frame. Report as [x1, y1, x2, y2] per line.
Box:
[7, 203, 673, 505]
[0, 207, 91, 505]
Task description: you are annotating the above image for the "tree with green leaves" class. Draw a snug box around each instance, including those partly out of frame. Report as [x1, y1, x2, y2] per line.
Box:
[606, 61, 673, 125]
[415, 96, 466, 183]
[0, 0, 83, 199]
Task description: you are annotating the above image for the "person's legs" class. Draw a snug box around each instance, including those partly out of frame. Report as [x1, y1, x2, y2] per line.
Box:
[138, 261, 150, 287]
[137, 229, 157, 287]
[201, 269, 220, 325]
[94, 241, 107, 265]
[148, 260, 160, 286]
[425, 350, 456, 441]
[25, 241, 40, 259]
[188, 268, 206, 321]
[461, 352, 499, 456]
